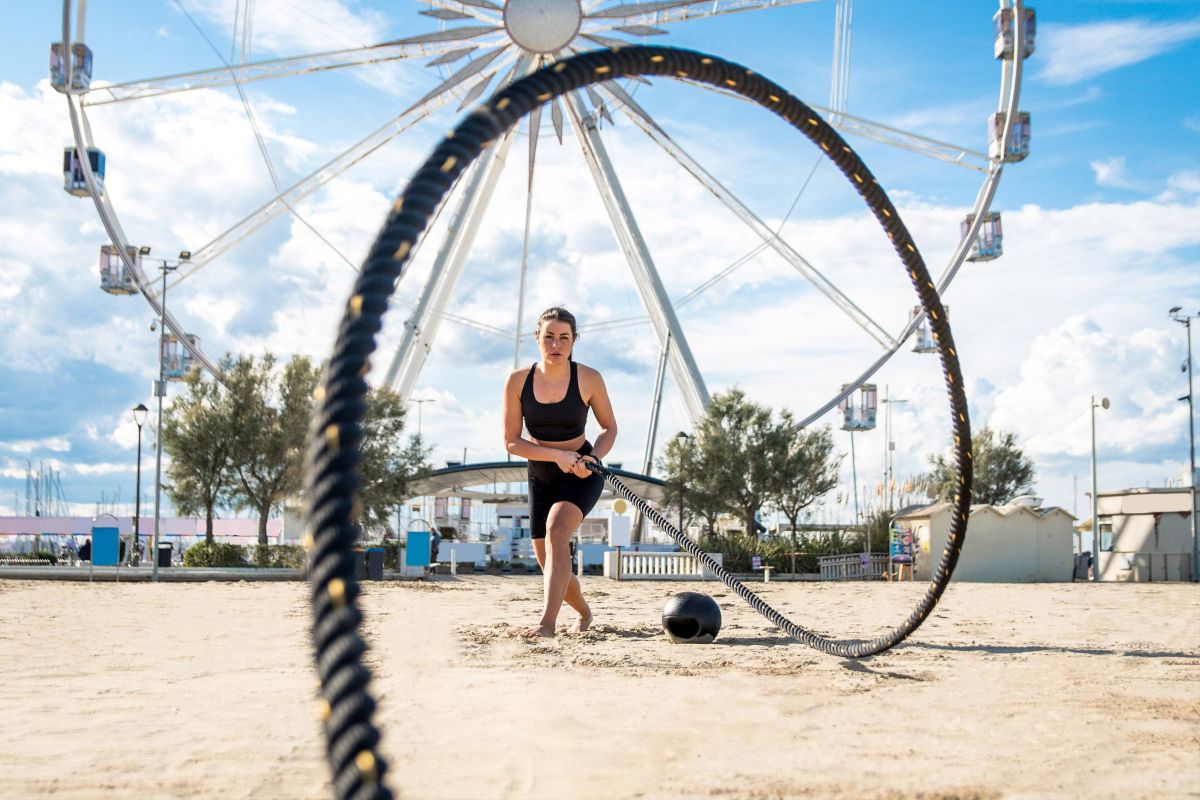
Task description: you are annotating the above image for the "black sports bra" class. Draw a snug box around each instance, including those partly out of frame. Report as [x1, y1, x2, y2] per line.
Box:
[521, 362, 587, 442]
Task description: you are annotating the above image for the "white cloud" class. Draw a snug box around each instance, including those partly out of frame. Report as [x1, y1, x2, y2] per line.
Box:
[1039, 18, 1200, 86]
[1090, 156, 1143, 191]
[989, 317, 1185, 458]
[0, 437, 72, 454]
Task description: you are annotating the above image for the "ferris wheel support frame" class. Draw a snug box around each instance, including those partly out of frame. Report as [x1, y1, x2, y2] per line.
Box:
[383, 128, 518, 402]
[598, 79, 898, 350]
[565, 90, 709, 423]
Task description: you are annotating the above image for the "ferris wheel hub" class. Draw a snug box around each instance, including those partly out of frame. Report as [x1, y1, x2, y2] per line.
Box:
[504, 0, 583, 54]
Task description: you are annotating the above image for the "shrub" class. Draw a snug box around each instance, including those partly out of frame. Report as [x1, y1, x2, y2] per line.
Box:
[252, 544, 306, 568]
[183, 541, 247, 568]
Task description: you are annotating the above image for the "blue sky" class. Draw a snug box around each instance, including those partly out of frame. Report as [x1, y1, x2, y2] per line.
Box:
[0, 1, 1197, 526]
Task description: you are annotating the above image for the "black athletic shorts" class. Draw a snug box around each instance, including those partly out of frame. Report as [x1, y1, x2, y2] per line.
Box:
[527, 440, 605, 539]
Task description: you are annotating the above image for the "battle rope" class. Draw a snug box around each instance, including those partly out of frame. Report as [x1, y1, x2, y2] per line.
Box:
[305, 46, 973, 800]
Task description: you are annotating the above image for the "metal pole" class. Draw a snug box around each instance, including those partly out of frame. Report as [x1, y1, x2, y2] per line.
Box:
[849, 429, 860, 531]
[151, 264, 167, 581]
[1091, 396, 1100, 583]
[134, 421, 142, 564]
[1185, 318, 1198, 582]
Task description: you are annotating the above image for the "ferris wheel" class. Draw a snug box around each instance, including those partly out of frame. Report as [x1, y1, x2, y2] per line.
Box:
[54, 0, 1033, 463]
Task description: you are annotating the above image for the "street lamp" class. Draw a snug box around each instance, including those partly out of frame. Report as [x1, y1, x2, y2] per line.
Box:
[132, 403, 148, 566]
[150, 256, 179, 582]
[411, 397, 436, 438]
[1169, 306, 1198, 582]
[1090, 395, 1110, 582]
[675, 432, 690, 534]
[880, 386, 909, 511]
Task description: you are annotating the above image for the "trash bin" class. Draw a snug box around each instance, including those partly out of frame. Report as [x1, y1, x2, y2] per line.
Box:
[366, 547, 384, 581]
[157, 542, 173, 568]
[353, 548, 366, 580]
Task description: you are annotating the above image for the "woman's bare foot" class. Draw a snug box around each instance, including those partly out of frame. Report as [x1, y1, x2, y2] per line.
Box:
[520, 623, 556, 639]
[572, 608, 593, 634]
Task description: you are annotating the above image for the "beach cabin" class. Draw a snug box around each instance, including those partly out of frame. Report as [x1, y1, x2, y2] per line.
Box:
[1092, 488, 1195, 582]
[895, 497, 1075, 582]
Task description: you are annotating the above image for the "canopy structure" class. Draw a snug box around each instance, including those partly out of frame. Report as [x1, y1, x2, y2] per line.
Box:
[405, 461, 669, 506]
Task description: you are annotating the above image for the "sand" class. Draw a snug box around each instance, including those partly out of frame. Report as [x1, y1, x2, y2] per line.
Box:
[1, 576, 1197, 800]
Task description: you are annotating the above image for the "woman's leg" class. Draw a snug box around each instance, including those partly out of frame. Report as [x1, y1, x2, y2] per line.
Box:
[524, 501, 590, 636]
[532, 533, 592, 633]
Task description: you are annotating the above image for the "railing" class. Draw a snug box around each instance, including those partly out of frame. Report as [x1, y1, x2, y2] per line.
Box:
[818, 553, 889, 581]
[604, 550, 724, 580]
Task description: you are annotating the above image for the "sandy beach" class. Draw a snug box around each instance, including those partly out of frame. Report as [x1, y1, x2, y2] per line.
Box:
[1, 576, 1197, 800]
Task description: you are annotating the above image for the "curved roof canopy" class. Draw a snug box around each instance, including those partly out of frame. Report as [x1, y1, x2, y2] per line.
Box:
[405, 461, 669, 505]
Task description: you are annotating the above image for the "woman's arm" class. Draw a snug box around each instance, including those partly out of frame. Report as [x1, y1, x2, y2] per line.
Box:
[502, 370, 580, 472]
[581, 367, 617, 463]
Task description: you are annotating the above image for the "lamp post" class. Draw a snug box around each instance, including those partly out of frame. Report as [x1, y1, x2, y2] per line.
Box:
[1090, 395, 1110, 582]
[132, 403, 148, 566]
[1169, 307, 1198, 582]
[675, 432, 690, 534]
[880, 386, 909, 511]
[149, 252, 180, 581]
[411, 397, 435, 438]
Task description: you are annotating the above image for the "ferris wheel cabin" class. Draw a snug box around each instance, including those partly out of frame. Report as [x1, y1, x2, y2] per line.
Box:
[838, 383, 878, 432]
[49, 41, 93, 92]
[910, 305, 949, 354]
[63, 146, 105, 197]
[993, 7, 1036, 61]
[989, 111, 1031, 163]
[98, 244, 141, 295]
[962, 212, 1003, 261]
[162, 334, 200, 381]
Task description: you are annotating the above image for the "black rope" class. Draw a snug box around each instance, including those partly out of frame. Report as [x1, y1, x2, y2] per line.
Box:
[305, 46, 973, 800]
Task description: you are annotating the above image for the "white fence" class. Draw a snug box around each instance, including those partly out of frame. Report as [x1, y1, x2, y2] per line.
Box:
[818, 553, 889, 581]
[603, 550, 723, 580]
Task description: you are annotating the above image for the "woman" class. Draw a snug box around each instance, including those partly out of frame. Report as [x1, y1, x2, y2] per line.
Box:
[503, 307, 617, 638]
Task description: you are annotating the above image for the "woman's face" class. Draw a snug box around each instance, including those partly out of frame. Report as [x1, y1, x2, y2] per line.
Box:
[538, 320, 575, 364]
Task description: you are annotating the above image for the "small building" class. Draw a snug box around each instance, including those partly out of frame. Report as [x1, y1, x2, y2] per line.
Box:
[894, 498, 1075, 582]
[1093, 488, 1195, 582]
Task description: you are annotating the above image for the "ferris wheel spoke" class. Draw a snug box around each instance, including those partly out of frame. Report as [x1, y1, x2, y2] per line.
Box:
[599, 81, 897, 351]
[81, 37, 495, 106]
[417, 0, 503, 25]
[564, 89, 709, 423]
[585, 0, 818, 31]
[672, 76, 988, 173]
[165, 86, 459, 293]
[410, 44, 511, 110]
[809, 104, 989, 172]
[384, 128, 519, 402]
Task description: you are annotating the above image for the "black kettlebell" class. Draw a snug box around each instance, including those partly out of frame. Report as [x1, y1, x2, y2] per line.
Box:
[662, 591, 722, 644]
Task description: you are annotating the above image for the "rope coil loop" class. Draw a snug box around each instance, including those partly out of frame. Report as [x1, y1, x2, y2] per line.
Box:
[305, 45, 973, 800]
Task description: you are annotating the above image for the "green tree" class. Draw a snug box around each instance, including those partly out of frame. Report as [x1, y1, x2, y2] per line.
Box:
[771, 416, 843, 539]
[659, 432, 721, 536]
[925, 426, 1035, 505]
[226, 354, 318, 548]
[662, 389, 789, 539]
[358, 387, 432, 534]
[162, 365, 236, 544]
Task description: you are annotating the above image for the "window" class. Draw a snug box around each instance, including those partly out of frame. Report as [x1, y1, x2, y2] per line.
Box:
[1099, 518, 1114, 552]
